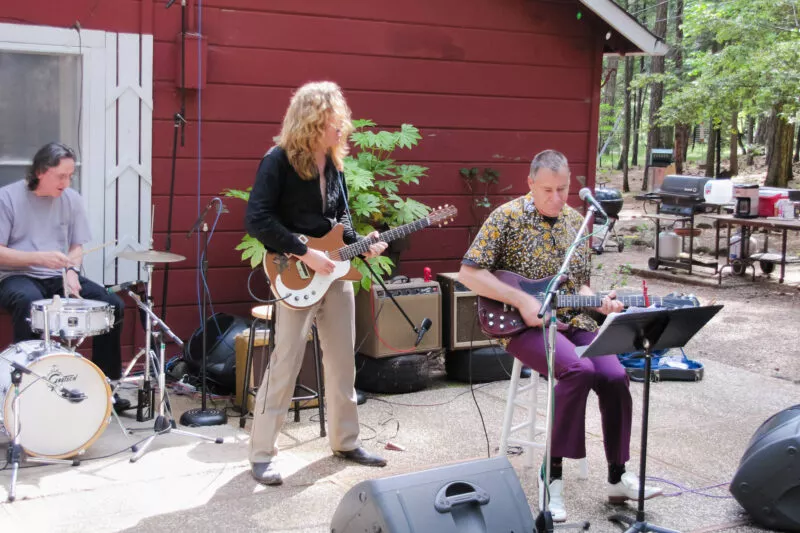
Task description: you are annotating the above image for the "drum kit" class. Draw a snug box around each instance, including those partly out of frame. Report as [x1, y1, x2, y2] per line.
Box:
[0, 247, 221, 503]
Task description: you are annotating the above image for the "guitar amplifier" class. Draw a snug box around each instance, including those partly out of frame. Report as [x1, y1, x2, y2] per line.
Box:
[437, 272, 496, 351]
[355, 278, 442, 358]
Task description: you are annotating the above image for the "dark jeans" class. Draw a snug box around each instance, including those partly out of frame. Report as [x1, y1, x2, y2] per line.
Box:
[0, 275, 124, 379]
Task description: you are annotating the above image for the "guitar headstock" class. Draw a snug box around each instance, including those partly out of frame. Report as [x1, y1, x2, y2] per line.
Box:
[429, 205, 458, 227]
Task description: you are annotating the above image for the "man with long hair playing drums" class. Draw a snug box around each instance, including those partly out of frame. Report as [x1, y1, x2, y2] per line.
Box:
[245, 81, 388, 485]
[0, 142, 130, 412]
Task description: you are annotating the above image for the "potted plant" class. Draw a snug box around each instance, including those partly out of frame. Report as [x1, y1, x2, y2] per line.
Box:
[223, 119, 430, 291]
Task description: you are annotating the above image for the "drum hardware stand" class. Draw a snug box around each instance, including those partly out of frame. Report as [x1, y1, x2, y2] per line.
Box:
[111, 263, 159, 422]
[129, 328, 223, 463]
[0, 359, 80, 503]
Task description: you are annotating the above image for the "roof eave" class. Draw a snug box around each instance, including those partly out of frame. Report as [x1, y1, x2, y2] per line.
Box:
[579, 0, 670, 56]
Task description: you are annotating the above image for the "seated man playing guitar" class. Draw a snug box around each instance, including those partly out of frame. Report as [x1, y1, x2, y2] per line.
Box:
[457, 149, 662, 522]
[244, 81, 388, 486]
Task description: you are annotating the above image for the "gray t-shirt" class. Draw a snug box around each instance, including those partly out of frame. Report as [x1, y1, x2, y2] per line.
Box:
[0, 179, 92, 282]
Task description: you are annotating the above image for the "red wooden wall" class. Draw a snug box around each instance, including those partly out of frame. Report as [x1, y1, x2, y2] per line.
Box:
[1, 0, 608, 360]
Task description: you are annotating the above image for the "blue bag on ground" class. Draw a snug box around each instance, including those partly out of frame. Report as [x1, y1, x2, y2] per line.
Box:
[617, 347, 704, 382]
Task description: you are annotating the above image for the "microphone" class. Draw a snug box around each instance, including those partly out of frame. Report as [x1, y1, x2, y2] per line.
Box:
[414, 318, 433, 347]
[186, 199, 221, 239]
[106, 280, 143, 294]
[60, 388, 87, 403]
[578, 187, 608, 219]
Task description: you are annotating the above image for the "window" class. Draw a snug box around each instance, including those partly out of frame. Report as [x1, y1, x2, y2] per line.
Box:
[0, 51, 82, 189]
[0, 23, 153, 285]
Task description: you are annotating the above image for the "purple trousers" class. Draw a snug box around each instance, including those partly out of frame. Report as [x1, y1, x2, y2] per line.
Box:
[507, 326, 632, 464]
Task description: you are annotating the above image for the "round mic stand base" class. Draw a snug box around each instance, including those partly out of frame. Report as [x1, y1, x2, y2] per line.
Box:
[179, 407, 228, 427]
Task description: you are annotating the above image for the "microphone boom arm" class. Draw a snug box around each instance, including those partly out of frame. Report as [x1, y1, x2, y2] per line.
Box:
[127, 291, 185, 347]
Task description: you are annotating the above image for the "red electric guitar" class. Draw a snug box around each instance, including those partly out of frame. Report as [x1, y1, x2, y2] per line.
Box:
[477, 270, 698, 338]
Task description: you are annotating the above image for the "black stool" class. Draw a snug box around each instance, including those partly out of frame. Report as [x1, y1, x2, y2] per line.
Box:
[239, 304, 326, 438]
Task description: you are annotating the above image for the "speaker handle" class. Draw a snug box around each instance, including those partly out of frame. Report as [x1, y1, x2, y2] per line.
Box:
[434, 481, 490, 513]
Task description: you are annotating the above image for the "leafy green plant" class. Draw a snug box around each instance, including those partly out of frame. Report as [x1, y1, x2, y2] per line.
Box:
[460, 167, 500, 209]
[222, 119, 430, 292]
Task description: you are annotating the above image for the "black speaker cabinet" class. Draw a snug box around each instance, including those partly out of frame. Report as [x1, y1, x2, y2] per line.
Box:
[330, 456, 534, 533]
[437, 272, 496, 351]
[355, 278, 441, 358]
[730, 404, 800, 532]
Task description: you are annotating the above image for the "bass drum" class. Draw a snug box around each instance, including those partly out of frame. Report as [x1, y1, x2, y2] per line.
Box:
[0, 341, 112, 458]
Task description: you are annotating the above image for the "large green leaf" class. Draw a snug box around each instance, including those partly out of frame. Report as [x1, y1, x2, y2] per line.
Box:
[390, 198, 430, 225]
[396, 124, 422, 149]
[235, 234, 266, 269]
[351, 193, 382, 218]
[222, 188, 251, 202]
[395, 164, 427, 185]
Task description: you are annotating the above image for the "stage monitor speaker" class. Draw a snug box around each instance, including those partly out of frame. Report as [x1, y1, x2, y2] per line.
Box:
[437, 272, 497, 351]
[355, 277, 441, 358]
[330, 456, 534, 533]
[730, 404, 800, 532]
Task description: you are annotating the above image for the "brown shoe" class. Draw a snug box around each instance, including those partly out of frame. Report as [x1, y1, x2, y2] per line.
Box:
[333, 447, 387, 467]
[251, 462, 282, 485]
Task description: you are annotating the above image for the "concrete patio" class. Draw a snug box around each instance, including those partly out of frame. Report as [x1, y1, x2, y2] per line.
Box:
[1, 345, 794, 532]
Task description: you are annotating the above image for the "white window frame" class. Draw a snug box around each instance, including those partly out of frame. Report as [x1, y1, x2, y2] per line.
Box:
[0, 22, 153, 285]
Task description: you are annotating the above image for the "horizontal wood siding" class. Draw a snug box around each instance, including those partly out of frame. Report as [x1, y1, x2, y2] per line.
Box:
[1, 0, 605, 363]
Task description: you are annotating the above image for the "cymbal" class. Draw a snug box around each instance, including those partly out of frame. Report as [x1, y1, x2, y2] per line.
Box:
[117, 249, 186, 263]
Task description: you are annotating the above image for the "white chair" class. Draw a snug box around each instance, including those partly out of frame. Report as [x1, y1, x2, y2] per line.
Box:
[499, 358, 588, 478]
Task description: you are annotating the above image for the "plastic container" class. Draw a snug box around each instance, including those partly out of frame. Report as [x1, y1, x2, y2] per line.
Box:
[729, 232, 758, 260]
[658, 230, 681, 260]
[703, 179, 734, 205]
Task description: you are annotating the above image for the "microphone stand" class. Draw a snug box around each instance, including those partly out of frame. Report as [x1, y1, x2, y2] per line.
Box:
[160, 0, 187, 321]
[180, 217, 227, 426]
[535, 206, 597, 533]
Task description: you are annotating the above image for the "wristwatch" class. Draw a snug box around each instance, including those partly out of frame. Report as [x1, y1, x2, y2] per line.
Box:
[67, 266, 81, 275]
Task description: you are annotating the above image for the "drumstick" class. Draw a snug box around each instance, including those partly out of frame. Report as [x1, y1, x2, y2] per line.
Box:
[81, 240, 116, 257]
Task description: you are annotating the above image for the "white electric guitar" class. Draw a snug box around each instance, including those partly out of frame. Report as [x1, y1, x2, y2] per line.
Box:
[263, 205, 457, 309]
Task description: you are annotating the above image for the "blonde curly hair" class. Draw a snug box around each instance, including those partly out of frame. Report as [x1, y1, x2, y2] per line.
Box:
[276, 81, 353, 180]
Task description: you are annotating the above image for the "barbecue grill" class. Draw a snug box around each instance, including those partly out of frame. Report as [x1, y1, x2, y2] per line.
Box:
[654, 175, 710, 216]
[592, 187, 624, 253]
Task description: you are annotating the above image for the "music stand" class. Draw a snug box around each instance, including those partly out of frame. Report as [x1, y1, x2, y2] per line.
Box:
[577, 305, 723, 533]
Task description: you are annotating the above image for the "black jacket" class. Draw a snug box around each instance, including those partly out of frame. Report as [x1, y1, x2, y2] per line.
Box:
[245, 146, 359, 255]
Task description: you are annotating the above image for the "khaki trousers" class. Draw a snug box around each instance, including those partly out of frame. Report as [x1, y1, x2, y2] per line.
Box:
[248, 280, 360, 463]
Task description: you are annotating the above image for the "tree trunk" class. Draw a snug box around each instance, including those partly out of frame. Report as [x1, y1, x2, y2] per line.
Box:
[755, 115, 768, 145]
[674, 125, 689, 174]
[746, 116, 755, 145]
[642, 0, 669, 192]
[794, 123, 800, 163]
[765, 106, 794, 187]
[602, 56, 619, 108]
[672, 0, 688, 171]
[730, 111, 739, 176]
[705, 122, 717, 177]
[631, 58, 646, 167]
[619, 57, 634, 192]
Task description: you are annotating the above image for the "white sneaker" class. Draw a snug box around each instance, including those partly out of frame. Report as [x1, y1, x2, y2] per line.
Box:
[538, 472, 567, 522]
[607, 472, 663, 503]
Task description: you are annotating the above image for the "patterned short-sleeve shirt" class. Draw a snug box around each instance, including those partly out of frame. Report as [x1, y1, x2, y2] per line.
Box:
[462, 192, 597, 332]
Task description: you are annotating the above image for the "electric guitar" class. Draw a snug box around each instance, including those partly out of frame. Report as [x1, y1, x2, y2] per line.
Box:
[477, 270, 698, 338]
[263, 205, 458, 309]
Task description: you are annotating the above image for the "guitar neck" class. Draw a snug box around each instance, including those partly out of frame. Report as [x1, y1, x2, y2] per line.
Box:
[338, 217, 432, 261]
[550, 294, 664, 309]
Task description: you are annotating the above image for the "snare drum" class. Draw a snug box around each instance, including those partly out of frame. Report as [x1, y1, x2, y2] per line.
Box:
[30, 298, 115, 339]
[0, 341, 112, 458]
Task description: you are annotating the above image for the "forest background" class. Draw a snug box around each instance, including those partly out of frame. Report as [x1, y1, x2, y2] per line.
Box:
[597, 0, 799, 189]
